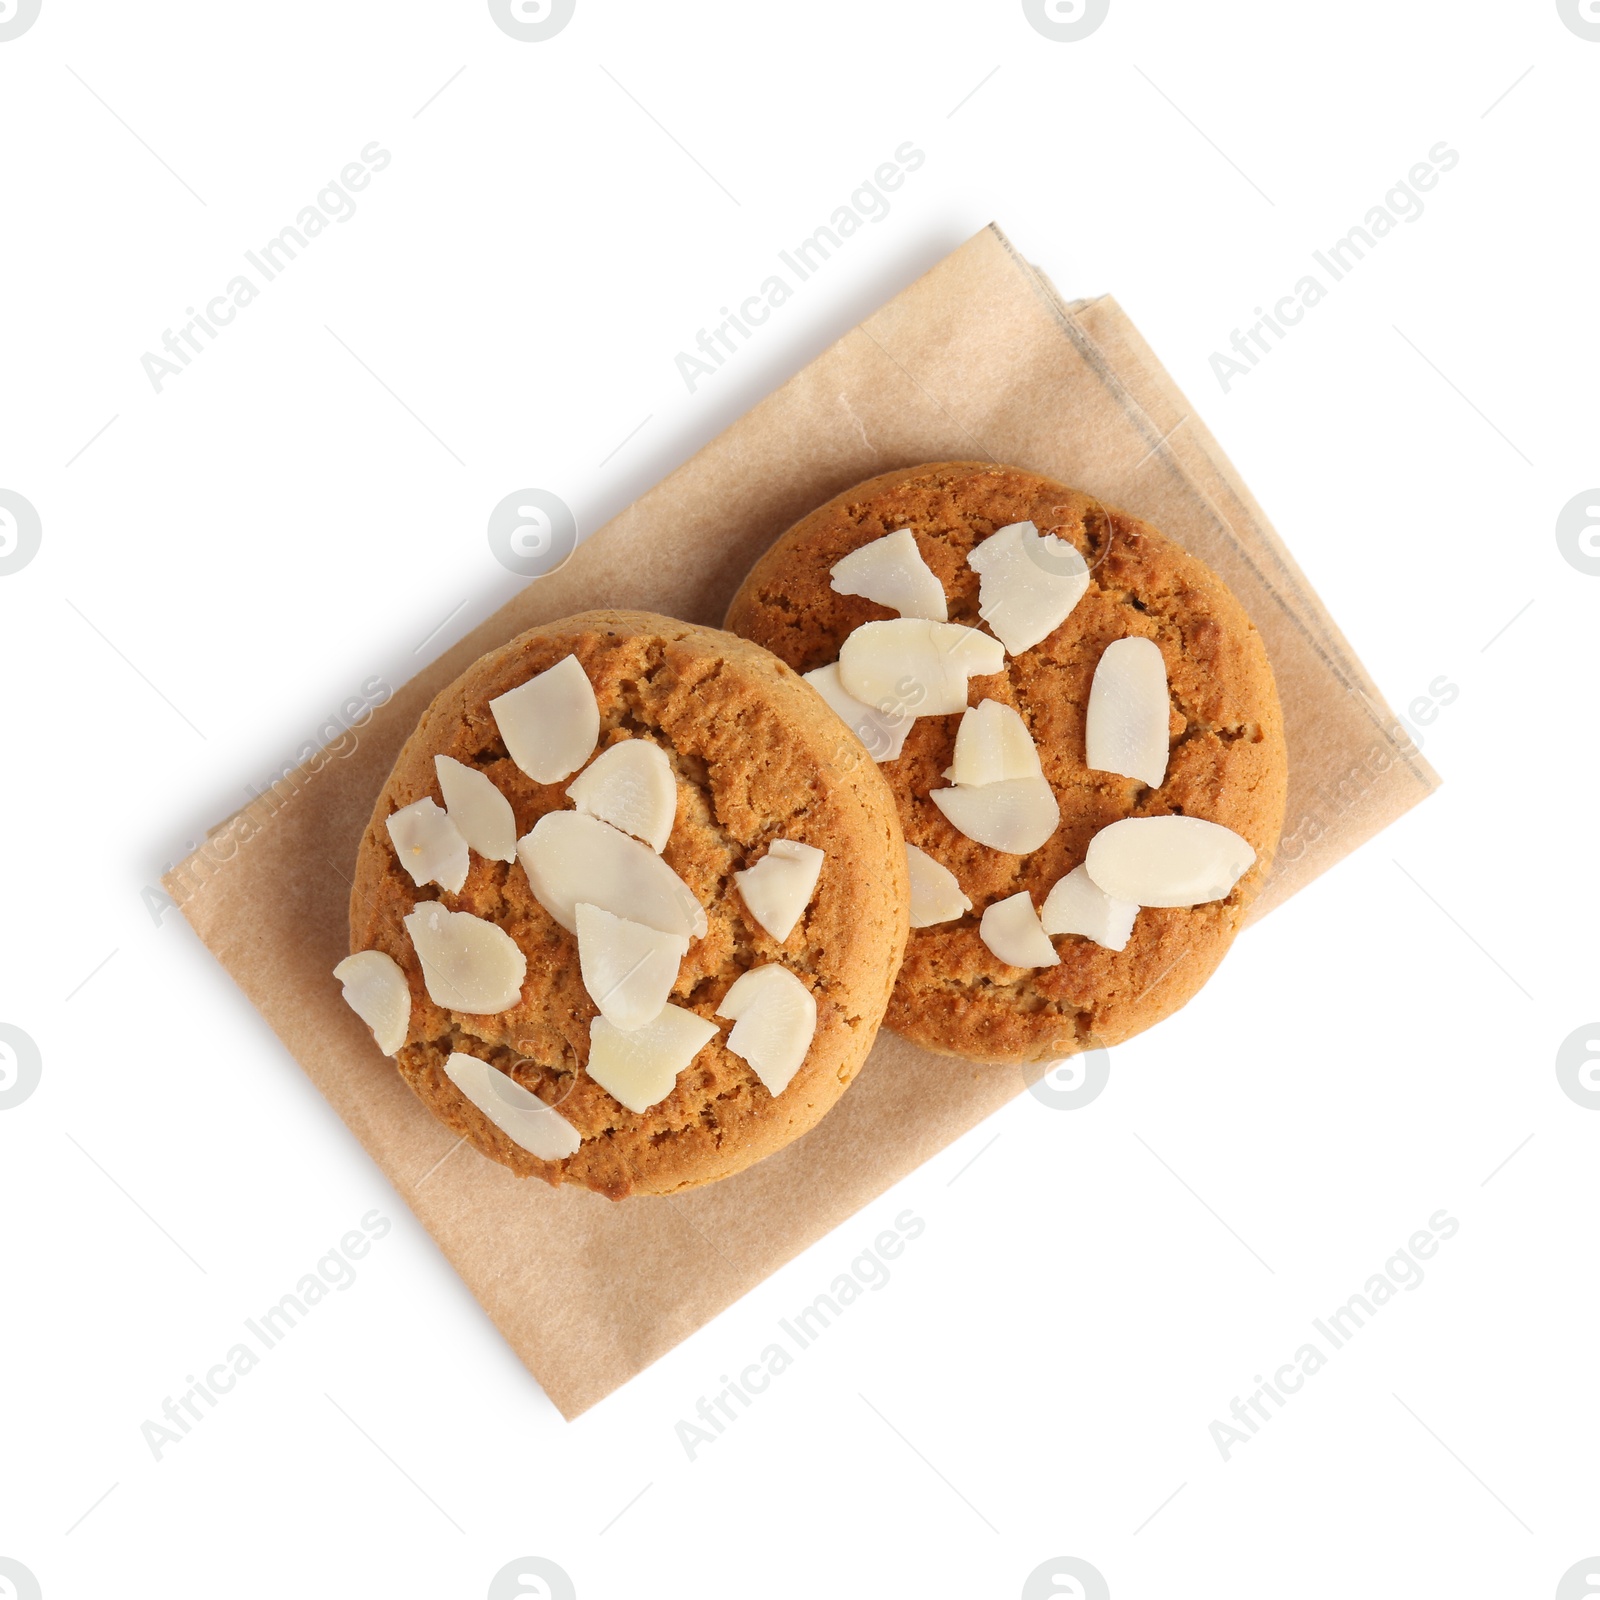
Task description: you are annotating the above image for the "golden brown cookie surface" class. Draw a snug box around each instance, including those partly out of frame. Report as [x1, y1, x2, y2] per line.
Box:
[723, 463, 1288, 1065]
[349, 610, 907, 1199]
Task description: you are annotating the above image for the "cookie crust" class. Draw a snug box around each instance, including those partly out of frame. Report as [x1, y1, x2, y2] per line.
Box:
[349, 610, 907, 1198]
[723, 464, 1288, 1065]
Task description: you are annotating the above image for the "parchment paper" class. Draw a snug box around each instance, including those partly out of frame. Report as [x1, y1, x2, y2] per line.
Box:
[166, 224, 1438, 1419]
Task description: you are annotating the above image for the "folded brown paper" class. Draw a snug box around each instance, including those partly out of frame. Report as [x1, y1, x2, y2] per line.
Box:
[167, 224, 1437, 1418]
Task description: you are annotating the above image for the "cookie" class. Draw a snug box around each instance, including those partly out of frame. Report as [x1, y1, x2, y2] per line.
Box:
[346, 610, 908, 1199]
[723, 463, 1288, 1066]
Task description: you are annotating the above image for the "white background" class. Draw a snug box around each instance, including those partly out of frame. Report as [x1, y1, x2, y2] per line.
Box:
[2, 2, 1596, 1597]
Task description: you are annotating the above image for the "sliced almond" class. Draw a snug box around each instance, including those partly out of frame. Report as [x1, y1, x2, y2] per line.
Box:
[565, 737, 676, 852]
[978, 891, 1059, 968]
[1040, 863, 1140, 952]
[386, 797, 469, 893]
[575, 902, 688, 1031]
[402, 903, 526, 1013]
[518, 811, 707, 938]
[434, 756, 517, 863]
[930, 775, 1059, 854]
[967, 520, 1090, 655]
[905, 843, 971, 928]
[734, 839, 824, 943]
[489, 654, 599, 785]
[443, 1051, 581, 1161]
[332, 950, 410, 1055]
[838, 619, 1005, 718]
[803, 661, 913, 763]
[1084, 815, 1255, 907]
[716, 964, 817, 1097]
[828, 528, 947, 622]
[945, 699, 1042, 785]
[1086, 637, 1169, 788]
[587, 1005, 718, 1114]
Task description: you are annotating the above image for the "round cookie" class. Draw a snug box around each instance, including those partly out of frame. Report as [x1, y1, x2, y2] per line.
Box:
[348, 609, 908, 1200]
[723, 463, 1288, 1066]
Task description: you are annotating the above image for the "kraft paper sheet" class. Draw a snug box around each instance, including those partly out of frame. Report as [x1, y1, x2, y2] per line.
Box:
[167, 224, 1438, 1418]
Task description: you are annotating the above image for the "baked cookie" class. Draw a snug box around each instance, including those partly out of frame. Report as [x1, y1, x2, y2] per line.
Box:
[340, 610, 907, 1199]
[723, 463, 1288, 1066]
